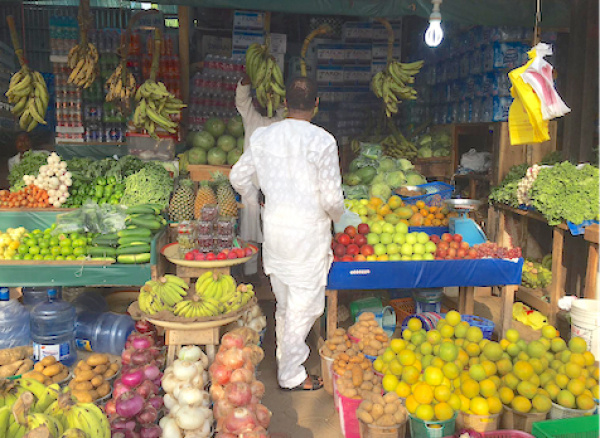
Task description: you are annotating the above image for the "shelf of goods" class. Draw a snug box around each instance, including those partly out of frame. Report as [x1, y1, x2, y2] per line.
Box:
[325, 257, 524, 339]
[0, 210, 167, 286]
[493, 203, 598, 326]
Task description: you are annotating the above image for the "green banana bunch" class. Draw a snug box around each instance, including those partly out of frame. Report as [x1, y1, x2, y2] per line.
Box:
[371, 60, 424, 117]
[380, 131, 417, 159]
[6, 68, 49, 132]
[245, 43, 285, 117]
[67, 42, 98, 89]
[132, 80, 186, 139]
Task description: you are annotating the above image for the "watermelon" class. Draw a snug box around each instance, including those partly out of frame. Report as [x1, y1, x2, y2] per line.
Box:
[227, 116, 245, 138]
[188, 147, 207, 165]
[205, 117, 226, 138]
[217, 134, 237, 152]
[188, 131, 215, 150]
[237, 136, 244, 150]
[207, 147, 227, 165]
[227, 148, 243, 165]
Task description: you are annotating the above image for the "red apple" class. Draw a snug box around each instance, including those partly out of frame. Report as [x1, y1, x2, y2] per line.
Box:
[235, 248, 246, 258]
[244, 247, 253, 256]
[460, 241, 470, 250]
[354, 234, 367, 247]
[453, 234, 463, 243]
[337, 233, 351, 246]
[333, 256, 340, 262]
[221, 248, 230, 255]
[217, 253, 227, 260]
[361, 244, 374, 256]
[436, 248, 447, 258]
[344, 226, 357, 238]
[441, 233, 453, 243]
[430, 235, 440, 244]
[357, 223, 370, 235]
[184, 252, 194, 260]
[449, 241, 459, 250]
[334, 232, 343, 242]
[341, 255, 354, 262]
[448, 248, 457, 258]
[227, 251, 238, 259]
[468, 249, 478, 258]
[354, 254, 366, 261]
[194, 252, 206, 261]
[334, 244, 346, 257]
[206, 253, 216, 261]
[346, 243, 360, 256]
[457, 248, 467, 258]
[438, 241, 449, 251]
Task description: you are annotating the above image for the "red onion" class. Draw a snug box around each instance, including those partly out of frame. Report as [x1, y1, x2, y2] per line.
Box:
[115, 392, 144, 419]
[131, 336, 152, 350]
[210, 383, 226, 401]
[121, 368, 144, 389]
[152, 376, 162, 387]
[225, 382, 253, 407]
[224, 407, 258, 434]
[139, 424, 162, 438]
[113, 379, 131, 399]
[142, 364, 160, 381]
[131, 350, 151, 366]
[121, 349, 133, 365]
[215, 433, 237, 438]
[254, 404, 272, 429]
[214, 350, 226, 365]
[135, 380, 158, 399]
[111, 431, 140, 438]
[239, 428, 269, 438]
[214, 399, 235, 419]
[135, 405, 158, 424]
[222, 348, 245, 370]
[230, 368, 254, 384]
[147, 396, 163, 410]
[147, 346, 162, 359]
[105, 399, 117, 416]
[134, 320, 154, 334]
[110, 417, 137, 431]
[209, 362, 232, 386]
[250, 380, 265, 399]
[221, 332, 245, 350]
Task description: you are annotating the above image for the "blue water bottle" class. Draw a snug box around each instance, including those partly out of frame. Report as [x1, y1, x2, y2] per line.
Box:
[0, 287, 30, 349]
[30, 289, 77, 366]
[75, 311, 135, 356]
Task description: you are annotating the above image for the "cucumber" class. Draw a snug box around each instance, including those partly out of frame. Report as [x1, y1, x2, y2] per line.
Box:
[118, 236, 153, 246]
[126, 214, 158, 222]
[126, 217, 162, 230]
[88, 246, 117, 257]
[126, 205, 157, 215]
[118, 228, 152, 238]
[97, 233, 119, 240]
[91, 238, 119, 247]
[117, 253, 151, 264]
[118, 242, 152, 250]
[90, 257, 117, 263]
[117, 244, 151, 255]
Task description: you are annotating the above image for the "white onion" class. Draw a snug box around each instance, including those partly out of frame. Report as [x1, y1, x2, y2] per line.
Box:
[161, 417, 183, 438]
[173, 360, 198, 381]
[175, 406, 208, 430]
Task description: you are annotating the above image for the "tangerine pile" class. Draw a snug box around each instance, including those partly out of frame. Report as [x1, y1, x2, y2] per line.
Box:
[0, 185, 50, 208]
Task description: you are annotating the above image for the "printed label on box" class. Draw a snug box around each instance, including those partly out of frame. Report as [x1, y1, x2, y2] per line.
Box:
[232, 30, 265, 49]
[316, 66, 344, 84]
[233, 11, 265, 30]
[371, 43, 401, 60]
[342, 22, 373, 42]
[344, 44, 372, 63]
[269, 33, 287, 54]
[317, 44, 346, 64]
[343, 66, 372, 85]
[371, 61, 387, 75]
[318, 87, 344, 103]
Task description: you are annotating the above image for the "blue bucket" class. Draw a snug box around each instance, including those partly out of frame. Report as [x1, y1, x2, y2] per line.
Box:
[355, 306, 396, 338]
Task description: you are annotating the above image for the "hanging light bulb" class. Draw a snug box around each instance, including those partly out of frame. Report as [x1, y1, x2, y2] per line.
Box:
[425, 0, 444, 47]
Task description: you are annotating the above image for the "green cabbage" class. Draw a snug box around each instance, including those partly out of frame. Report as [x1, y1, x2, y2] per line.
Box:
[418, 146, 433, 158]
[343, 173, 361, 186]
[385, 171, 406, 188]
[378, 157, 397, 172]
[369, 183, 392, 201]
[406, 171, 427, 186]
[343, 184, 369, 200]
[397, 158, 415, 171]
[371, 173, 387, 185]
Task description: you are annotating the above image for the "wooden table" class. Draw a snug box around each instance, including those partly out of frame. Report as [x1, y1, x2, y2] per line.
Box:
[584, 224, 599, 298]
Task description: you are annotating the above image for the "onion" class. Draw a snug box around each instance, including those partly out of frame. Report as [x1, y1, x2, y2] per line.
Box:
[160, 417, 182, 438]
[131, 350, 152, 366]
[115, 392, 145, 419]
[230, 368, 254, 384]
[215, 433, 237, 438]
[135, 380, 158, 399]
[178, 345, 202, 362]
[209, 362, 232, 386]
[173, 360, 198, 381]
[112, 431, 140, 438]
[134, 320, 154, 334]
[132, 336, 152, 350]
[147, 396, 163, 410]
[185, 421, 212, 438]
[239, 428, 269, 438]
[254, 404, 272, 429]
[213, 399, 235, 420]
[223, 407, 258, 434]
[222, 348, 245, 370]
[209, 383, 225, 401]
[221, 332, 245, 350]
[110, 417, 137, 431]
[175, 405, 209, 430]
[121, 368, 144, 388]
[142, 364, 160, 381]
[161, 373, 185, 394]
[176, 384, 204, 406]
[242, 345, 265, 366]
[105, 399, 117, 416]
[225, 382, 253, 407]
[250, 380, 265, 399]
[121, 349, 133, 365]
[163, 393, 177, 411]
[113, 379, 131, 399]
[136, 405, 158, 424]
[139, 424, 162, 438]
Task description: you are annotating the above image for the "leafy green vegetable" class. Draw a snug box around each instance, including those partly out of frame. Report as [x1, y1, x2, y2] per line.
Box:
[489, 180, 521, 207]
[530, 162, 599, 225]
[120, 164, 173, 208]
[8, 151, 47, 191]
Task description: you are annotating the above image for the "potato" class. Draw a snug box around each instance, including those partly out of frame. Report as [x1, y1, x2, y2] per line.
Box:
[344, 370, 352, 379]
[74, 381, 93, 391]
[357, 409, 374, 424]
[34, 362, 45, 373]
[77, 362, 92, 371]
[104, 368, 118, 380]
[43, 379, 52, 386]
[351, 365, 363, 387]
[360, 381, 374, 391]
[335, 344, 347, 352]
[377, 414, 397, 427]
[23, 370, 46, 383]
[52, 369, 69, 383]
[329, 336, 345, 345]
[338, 353, 350, 362]
[74, 370, 95, 382]
[40, 356, 57, 366]
[322, 347, 333, 357]
[383, 392, 399, 404]
[359, 312, 375, 321]
[96, 381, 111, 398]
[71, 391, 93, 403]
[334, 328, 346, 337]
[109, 363, 120, 372]
[384, 403, 398, 415]
[325, 342, 336, 351]
[42, 364, 62, 377]
[371, 403, 384, 420]
[93, 364, 107, 375]
[372, 394, 385, 406]
[363, 370, 375, 382]
[86, 354, 109, 367]
[393, 409, 407, 424]
[361, 400, 374, 412]
[341, 387, 357, 398]
[88, 389, 99, 401]
[369, 340, 383, 350]
[90, 375, 104, 388]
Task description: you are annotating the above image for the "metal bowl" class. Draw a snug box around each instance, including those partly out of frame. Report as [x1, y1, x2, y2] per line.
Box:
[395, 185, 427, 198]
[445, 199, 482, 211]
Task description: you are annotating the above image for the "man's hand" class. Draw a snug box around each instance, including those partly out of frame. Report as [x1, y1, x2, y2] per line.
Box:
[240, 73, 251, 86]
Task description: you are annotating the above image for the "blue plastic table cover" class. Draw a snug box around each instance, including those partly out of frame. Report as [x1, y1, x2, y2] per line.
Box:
[327, 258, 524, 290]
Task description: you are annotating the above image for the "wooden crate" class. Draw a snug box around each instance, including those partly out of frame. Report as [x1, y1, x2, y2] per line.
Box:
[414, 156, 452, 179]
[188, 164, 232, 182]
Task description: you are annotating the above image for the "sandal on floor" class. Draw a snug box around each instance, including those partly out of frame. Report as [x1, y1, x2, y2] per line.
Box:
[280, 375, 323, 391]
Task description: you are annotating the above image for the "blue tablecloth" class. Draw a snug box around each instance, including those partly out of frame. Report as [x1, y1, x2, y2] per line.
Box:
[327, 258, 524, 290]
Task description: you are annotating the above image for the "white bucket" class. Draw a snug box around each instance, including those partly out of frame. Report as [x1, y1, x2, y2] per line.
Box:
[570, 299, 600, 358]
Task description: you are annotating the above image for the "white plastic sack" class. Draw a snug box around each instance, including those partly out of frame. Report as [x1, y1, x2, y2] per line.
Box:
[333, 208, 361, 233]
[460, 149, 492, 173]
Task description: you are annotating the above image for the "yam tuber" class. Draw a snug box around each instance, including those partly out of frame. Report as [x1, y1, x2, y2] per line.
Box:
[0, 346, 33, 366]
[0, 360, 24, 378]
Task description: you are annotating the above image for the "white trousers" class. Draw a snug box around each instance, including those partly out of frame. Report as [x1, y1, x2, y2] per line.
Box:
[270, 274, 325, 388]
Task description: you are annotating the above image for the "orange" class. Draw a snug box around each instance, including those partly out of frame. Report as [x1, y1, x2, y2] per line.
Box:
[414, 382, 434, 404]
[442, 218, 449, 226]
[462, 379, 480, 399]
[405, 395, 419, 414]
[429, 206, 438, 213]
[416, 200, 426, 209]
[370, 197, 383, 207]
[435, 213, 445, 220]
[432, 219, 442, 226]
[410, 205, 419, 213]
[434, 402, 454, 421]
[424, 219, 433, 226]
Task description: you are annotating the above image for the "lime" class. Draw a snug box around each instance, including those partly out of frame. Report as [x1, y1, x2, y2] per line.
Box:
[29, 246, 40, 255]
[39, 248, 50, 256]
[25, 238, 37, 247]
[18, 245, 29, 255]
[73, 247, 87, 257]
[51, 247, 61, 256]
[76, 255, 86, 260]
[71, 232, 81, 240]
[12, 255, 23, 260]
[33, 254, 44, 260]
[49, 237, 59, 247]
[60, 246, 73, 256]
[65, 255, 76, 261]
[31, 229, 42, 235]
[43, 255, 54, 260]
[60, 238, 72, 248]
[38, 240, 50, 249]
[72, 238, 87, 248]
[23, 254, 33, 260]
[55, 256, 65, 260]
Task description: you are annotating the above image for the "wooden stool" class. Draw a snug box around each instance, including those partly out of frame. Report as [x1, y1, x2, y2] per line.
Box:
[165, 326, 220, 365]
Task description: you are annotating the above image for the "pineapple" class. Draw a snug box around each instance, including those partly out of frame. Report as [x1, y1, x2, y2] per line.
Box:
[194, 180, 217, 219]
[169, 179, 195, 222]
[213, 172, 238, 218]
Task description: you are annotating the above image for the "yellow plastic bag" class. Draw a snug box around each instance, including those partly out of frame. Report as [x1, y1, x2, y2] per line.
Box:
[508, 47, 550, 145]
[512, 302, 548, 330]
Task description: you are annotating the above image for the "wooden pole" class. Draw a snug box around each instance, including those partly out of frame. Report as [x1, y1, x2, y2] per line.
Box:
[178, 6, 190, 104]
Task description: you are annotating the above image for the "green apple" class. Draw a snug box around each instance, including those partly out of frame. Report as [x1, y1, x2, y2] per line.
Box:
[382, 223, 395, 234]
[360, 215, 368, 223]
[358, 207, 368, 216]
[417, 232, 430, 244]
[380, 233, 393, 245]
[371, 223, 383, 234]
[423, 253, 435, 260]
[401, 255, 412, 261]
[360, 199, 369, 205]
[395, 222, 409, 234]
[387, 243, 399, 255]
[367, 233, 380, 245]
[412, 254, 424, 261]
[393, 233, 406, 245]
[389, 253, 402, 261]
[413, 243, 425, 255]
[374, 243, 387, 256]
[406, 233, 418, 245]
[425, 241, 437, 253]
[400, 243, 413, 256]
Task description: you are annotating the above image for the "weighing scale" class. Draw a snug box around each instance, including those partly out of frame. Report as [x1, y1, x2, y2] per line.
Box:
[444, 199, 487, 246]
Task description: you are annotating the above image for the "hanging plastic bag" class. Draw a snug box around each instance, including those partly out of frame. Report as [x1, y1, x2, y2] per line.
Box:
[333, 208, 361, 233]
[521, 43, 570, 120]
[459, 149, 492, 173]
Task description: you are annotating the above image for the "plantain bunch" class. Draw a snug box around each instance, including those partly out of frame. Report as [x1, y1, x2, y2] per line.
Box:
[371, 60, 424, 117]
[132, 80, 186, 139]
[6, 67, 49, 132]
[105, 63, 136, 110]
[245, 43, 285, 117]
[67, 41, 98, 89]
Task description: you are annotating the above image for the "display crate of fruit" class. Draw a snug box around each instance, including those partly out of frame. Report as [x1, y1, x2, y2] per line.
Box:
[187, 164, 232, 182]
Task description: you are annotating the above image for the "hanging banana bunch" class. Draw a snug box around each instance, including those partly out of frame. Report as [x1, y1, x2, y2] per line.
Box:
[245, 43, 285, 118]
[5, 16, 49, 132]
[132, 29, 185, 139]
[67, 0, 98, 89]
[300, 24, 331, 77]
[105, 62, 136, 109]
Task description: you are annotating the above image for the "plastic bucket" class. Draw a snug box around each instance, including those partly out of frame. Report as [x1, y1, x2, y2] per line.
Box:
[570, 299, 600, 358]
[412, 289, 443, 303]
[351, 297, 383, 320]
[319, 346, 334, 396]
[408, 412, 456, 438]
[549, 402, 596, 420]
[401, 312, 443, 332]
[415, 301, 442, 314]
[500, 405, 547, 433]
[339, 392, 363, 438]
[456, 411, 501, 433]
[359, 417, 408, 438]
